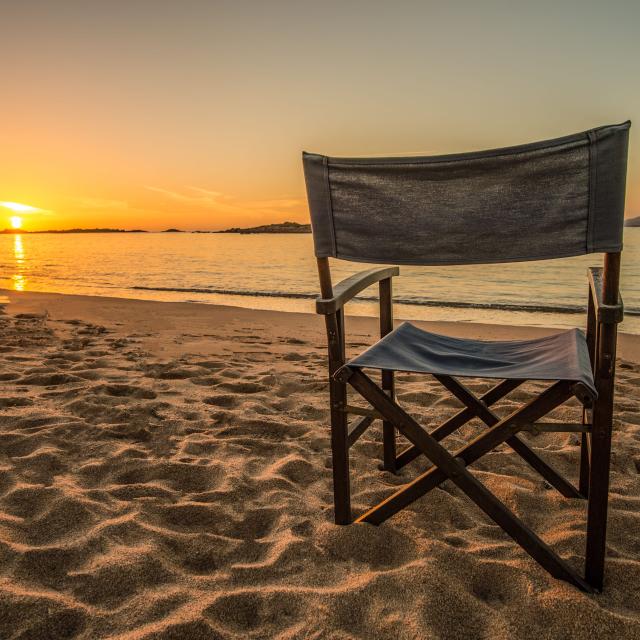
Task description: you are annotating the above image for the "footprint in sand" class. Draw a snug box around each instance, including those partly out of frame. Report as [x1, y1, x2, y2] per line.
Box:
[270, 455, 320, 486]
[22, 495, 101, 545]
[152, 620, 217, 639]
[203, 394, 238, 408]
[0, 599, 88, 640]
[0, 396, 34, 408]
[204, 590, 303, 635]
[1, 485, 62, 519]
[143, 362, 211, 379]
[216, 381, 267, 394]
[17, 372, 83, 386]
[93, 383, 157, 399]
[70, 553, 174, 608]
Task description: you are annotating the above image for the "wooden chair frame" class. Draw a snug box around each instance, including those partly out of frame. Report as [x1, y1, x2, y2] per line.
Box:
[315, 253, 623, 593]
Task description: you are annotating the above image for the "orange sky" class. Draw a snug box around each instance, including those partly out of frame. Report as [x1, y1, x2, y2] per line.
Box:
[1, 1, 638, 232]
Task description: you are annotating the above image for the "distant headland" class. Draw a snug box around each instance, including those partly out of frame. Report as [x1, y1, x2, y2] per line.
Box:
[0, 222, 312, 234]
[215, 221, 311, 234]
[625, 216, 640, 228]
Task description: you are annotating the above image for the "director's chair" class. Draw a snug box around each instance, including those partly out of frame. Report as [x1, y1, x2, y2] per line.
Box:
[302, 121, 630, 593]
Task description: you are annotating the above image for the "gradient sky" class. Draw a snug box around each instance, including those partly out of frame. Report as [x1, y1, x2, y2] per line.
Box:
[1, 0, 638, 231]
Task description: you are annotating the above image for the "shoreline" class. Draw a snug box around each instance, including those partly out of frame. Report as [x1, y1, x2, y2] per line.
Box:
[2, 288, 640, 363]
[3, 229, 639, 334]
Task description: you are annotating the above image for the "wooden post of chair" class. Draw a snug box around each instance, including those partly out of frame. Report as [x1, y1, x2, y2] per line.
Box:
[317, 257, 351, 524]
[580, 284, 597, 496]
[380, 277, 397, 472]
[585, 251, 620, 591]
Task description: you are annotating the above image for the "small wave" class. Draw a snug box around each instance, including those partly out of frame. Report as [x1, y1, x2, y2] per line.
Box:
[133, 285, 317, 300]
[131, 285, 640, 316]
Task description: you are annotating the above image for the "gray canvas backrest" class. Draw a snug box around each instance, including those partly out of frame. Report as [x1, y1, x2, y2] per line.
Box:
[303, 122, 630, 265]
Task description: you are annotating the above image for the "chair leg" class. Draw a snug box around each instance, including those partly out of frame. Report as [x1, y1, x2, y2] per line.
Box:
[579, 432, 590, 498]
[330, 376, 351, 525]
[345, 368, 591, 592]
[508, 434, 583, 499]
[585, 304, 618, 592]
[355, 379, 573, 525]
[381, 369, 396, 473]
[585, 408, 614, 591]
[395, 378, 523, 470]
[379, 277, 397, 474]
[435, 375, 583, 499]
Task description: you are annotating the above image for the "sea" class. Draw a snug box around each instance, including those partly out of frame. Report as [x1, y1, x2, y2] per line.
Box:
[1, 229, 639, 334]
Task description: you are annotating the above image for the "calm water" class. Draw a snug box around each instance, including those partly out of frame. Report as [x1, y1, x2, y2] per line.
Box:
[1, 230, 639, 333]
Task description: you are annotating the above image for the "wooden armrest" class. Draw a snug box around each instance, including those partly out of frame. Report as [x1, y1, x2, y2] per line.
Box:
[588, 267, 624, 324]
[315, 266, 399, 315]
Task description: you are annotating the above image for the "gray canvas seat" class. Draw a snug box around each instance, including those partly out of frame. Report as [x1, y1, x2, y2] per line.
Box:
[303, 121, 630, 593]
[347, 323, 596, 395]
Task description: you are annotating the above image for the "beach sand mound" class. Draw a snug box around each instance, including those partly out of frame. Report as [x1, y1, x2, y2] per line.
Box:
[0, 296, 639, 639]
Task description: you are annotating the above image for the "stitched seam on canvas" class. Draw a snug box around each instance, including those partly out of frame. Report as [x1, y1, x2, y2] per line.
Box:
[323, 157, 338, 256]
[587, 130, 597, 253]
[328, 138, 588, 167]
[332, 247, 601, 266]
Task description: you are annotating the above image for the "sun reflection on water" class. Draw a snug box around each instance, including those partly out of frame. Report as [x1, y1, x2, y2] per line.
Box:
[13, 234, 26, 291]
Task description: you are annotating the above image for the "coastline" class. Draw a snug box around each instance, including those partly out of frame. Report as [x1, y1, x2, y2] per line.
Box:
[2, 288, 640, 362]
[4, 230, 640, 334]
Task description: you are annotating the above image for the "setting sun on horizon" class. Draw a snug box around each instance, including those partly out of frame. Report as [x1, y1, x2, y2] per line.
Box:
[1, 201, 45, 231]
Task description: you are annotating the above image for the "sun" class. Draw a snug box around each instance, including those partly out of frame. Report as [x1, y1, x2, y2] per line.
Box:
[1, 201, 47, 231]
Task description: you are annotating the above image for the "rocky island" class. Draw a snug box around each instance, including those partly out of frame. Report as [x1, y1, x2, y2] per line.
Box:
[217, 221, 311, 234]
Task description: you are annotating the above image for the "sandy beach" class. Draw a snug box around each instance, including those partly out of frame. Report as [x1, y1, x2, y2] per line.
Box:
[1, 289, 639, 639]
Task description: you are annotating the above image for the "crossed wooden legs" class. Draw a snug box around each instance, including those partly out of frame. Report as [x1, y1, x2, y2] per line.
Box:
[332, 367, 603, 593]
[433, 374, 584, 500]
